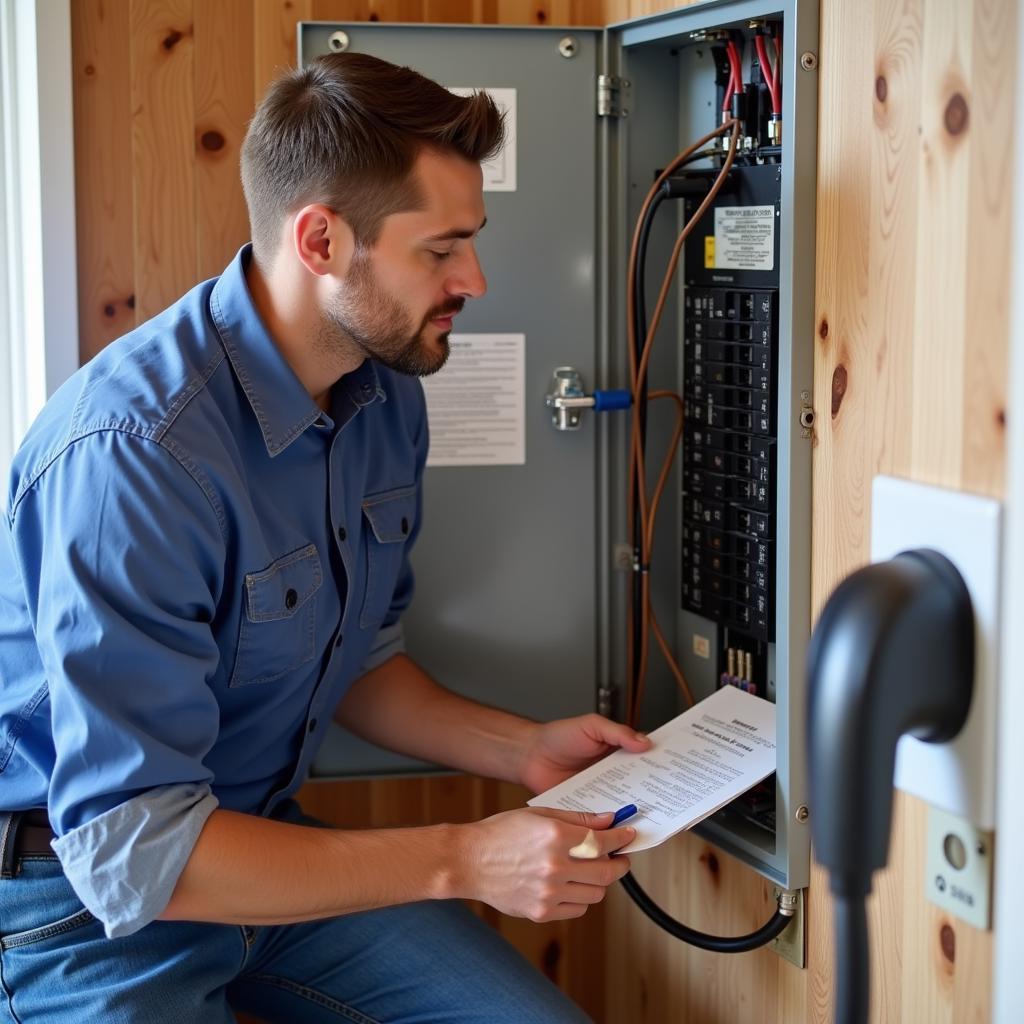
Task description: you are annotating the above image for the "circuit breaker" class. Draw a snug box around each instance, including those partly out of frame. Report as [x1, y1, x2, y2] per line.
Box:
[301, 0, 817, 892]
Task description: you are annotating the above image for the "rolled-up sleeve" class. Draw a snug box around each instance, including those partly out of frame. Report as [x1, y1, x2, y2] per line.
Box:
[9, 430, 226, 936]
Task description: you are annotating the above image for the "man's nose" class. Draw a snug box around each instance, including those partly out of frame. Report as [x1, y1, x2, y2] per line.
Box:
[449, 246, 487, 299]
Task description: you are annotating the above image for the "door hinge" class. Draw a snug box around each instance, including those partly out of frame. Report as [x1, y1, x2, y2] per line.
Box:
[597, 74, 624, 118]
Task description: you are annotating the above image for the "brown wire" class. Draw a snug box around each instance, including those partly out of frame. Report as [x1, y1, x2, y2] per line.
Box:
[625, 119, 742, 727]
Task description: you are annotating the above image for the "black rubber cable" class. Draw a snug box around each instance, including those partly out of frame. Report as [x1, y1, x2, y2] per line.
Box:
[620, 871, 792, 952]
[833, 893, 869, 1024]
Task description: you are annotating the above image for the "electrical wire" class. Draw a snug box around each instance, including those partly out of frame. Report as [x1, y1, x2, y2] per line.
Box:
[621, 872, 793, 952]
[625, 118, 741, 728]
[723, 39, 742, 112]
[755, 33, 781, 115]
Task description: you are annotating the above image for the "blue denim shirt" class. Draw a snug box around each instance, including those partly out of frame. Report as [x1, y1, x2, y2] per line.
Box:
[0, 245, 427, 937]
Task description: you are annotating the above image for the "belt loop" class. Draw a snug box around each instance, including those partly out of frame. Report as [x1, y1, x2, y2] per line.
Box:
[0, 812, 23, 880]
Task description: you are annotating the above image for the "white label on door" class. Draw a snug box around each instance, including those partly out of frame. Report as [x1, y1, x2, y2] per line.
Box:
[713, 205, 776, 270]
[422, 333, 525, 467]
[448, 87, 517, 192]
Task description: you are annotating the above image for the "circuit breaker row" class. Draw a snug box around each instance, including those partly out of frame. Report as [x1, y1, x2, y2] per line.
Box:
[682, 287, 778, 642]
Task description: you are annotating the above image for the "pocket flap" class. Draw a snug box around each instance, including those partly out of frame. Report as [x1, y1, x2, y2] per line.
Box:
[244, 544, 323, 622]
[362, 486, 417, 544]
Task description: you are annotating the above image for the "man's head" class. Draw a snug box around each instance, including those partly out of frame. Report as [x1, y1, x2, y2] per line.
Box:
[241, 53, 503, 378]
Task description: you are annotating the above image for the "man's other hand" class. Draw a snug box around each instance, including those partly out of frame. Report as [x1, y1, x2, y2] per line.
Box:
[518, 714, 652, 795]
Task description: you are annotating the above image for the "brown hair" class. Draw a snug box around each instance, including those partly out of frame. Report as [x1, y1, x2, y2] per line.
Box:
[241, 52, 505, 265]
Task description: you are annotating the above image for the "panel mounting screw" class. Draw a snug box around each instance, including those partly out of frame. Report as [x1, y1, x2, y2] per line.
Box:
[795, 805, 810, 823]
[800, 51, 818, 71]
[558, 36, 578, 59]
[328, 30, 350, 53]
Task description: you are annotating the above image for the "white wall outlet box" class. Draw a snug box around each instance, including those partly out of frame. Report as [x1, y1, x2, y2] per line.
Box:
[871, 476, 1002, 829]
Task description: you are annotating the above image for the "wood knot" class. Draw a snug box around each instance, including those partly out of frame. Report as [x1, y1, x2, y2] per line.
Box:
[818, 318, 829, 340]
[200, 130, 225, 152]
[997, 408, 1006, 429]
[831, 364, 848, 417]
[103, 303, 116, 318]
[368, 11, 380, 21]
[700, 848, 720, 880]
[162, 29, 184, 51]
[84, 64, 95, 77]
[875, 75, 887, 103]
[536, 9, 547, 22]
[126, 294, 135, 310]
[940, 922, 956, 964]
[944, 93, 969, 136]
[541, 938, 561, 981]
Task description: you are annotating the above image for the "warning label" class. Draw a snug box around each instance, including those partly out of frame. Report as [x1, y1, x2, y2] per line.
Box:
[713, 205, 775, 271]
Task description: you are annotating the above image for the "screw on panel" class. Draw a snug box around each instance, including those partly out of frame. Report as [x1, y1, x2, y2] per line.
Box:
[800, 51, 818, 71]
[558, 36, 578, 59]
[795, 805, 810, 823]
[328, 30, 350, 53]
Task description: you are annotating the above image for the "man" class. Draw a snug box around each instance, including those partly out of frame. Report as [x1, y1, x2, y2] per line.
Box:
[0, 52, 648, 1022]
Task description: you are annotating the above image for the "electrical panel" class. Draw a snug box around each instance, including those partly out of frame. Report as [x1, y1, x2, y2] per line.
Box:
[301, 0, 817, 893]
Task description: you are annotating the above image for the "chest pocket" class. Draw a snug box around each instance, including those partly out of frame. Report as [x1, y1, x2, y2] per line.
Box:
[359, 486, 417, 630]
[230, 544, 323, 687]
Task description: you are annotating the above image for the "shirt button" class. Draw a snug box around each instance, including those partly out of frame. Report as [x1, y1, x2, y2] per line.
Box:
[401, 517, 409, 535]
[285, 588, 298, 609]
[308, 718, 317, 734]
[337, 526, 347, 542]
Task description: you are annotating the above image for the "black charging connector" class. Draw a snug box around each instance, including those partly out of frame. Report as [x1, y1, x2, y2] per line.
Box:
[806, 549, 974, 1024]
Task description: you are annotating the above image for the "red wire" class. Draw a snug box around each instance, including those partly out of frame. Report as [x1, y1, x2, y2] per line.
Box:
[755, 33, 781, 115]
[723, 40, 742, 111]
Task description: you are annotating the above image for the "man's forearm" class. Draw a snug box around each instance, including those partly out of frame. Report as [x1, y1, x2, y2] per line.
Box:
[334, 653, 537, 783]
[159, 808, 462, 925]
[159, 804, 635, 929]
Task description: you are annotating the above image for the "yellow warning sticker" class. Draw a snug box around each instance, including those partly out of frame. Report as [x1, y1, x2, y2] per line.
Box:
[704, 236, 715, 268]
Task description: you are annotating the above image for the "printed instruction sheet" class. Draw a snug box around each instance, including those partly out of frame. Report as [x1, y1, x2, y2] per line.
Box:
[527, 686, 776, 854]
[421, 333, 525, 467]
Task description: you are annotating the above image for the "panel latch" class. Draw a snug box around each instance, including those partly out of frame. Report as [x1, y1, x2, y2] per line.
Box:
[545, 367, 631, 431]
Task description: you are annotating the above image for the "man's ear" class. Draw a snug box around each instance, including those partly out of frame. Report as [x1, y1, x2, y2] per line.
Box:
[292, 204, 356, 277]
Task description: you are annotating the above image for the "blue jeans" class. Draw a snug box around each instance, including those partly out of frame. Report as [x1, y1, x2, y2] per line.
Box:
[0, 848, 592, 1023]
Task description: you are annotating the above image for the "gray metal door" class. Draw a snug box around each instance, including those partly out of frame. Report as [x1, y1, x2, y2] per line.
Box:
[300, 24, 603, 777]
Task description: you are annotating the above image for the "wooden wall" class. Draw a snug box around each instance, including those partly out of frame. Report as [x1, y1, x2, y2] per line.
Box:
[71, 0, 1012, 1022]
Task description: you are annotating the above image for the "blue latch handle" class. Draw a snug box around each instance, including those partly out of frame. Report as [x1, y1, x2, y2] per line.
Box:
[593, 389, 633, 412]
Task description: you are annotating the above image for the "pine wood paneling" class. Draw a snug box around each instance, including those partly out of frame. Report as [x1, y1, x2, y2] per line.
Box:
[70, 0, 134, 361]
[130, 0, 198, 321]
[195, 0, 255, 280]
[254, 0, 313, 101]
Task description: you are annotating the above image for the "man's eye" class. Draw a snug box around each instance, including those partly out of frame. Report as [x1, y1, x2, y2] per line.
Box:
[429, 250, 453, 261]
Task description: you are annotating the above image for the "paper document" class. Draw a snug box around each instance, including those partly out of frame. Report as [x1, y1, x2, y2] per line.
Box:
[527, 686, 776, 854]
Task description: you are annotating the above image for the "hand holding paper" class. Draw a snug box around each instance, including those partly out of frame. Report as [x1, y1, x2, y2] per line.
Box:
[527, 686, 777, 854]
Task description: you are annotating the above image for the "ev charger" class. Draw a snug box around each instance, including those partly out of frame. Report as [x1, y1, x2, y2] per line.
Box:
[871, 475, 1002, 828]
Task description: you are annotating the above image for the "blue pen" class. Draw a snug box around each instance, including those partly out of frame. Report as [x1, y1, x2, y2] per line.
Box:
[611, 803, 639, 827]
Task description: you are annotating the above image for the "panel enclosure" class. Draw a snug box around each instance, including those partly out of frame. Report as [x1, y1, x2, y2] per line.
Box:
[605, 0, 817, 890]
[299, 0, 817, 892]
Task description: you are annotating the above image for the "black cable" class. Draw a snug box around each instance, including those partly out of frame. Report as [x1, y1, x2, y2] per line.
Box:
[833, 892, 869, 1024]
[620, 872, 792, 952]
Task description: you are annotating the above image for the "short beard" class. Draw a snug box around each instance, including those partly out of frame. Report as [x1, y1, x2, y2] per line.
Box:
[322, 248, 462, 378]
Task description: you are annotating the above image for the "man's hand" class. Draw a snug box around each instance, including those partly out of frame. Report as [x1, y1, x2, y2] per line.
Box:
[518, 714, 652, 795]
[455, 807, 635, 922]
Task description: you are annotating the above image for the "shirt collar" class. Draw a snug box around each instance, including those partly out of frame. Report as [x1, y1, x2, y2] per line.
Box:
[210, 244, 386, 456]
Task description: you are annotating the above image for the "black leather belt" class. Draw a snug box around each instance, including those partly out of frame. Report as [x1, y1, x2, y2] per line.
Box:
[0, 810, 58, 878]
